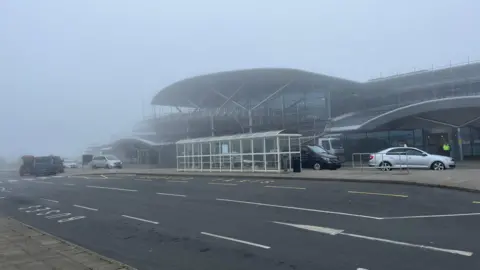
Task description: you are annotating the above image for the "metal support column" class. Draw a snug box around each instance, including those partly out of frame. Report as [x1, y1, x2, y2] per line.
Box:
[457, 127, 464, 161]
[210, 114, 215, 136]
[248, 110, 253, 133]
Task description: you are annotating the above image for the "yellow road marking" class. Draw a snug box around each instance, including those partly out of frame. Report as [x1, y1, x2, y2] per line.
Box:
[348, 191, 408, 198]
[473, 201, 480, 204]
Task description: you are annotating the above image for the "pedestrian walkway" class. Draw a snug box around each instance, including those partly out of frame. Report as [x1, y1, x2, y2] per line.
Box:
[0, 217, 134, 270]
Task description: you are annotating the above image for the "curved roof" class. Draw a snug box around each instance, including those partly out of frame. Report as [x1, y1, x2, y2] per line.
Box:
[325, 96, 480, 133]
[110, 137, 173, 147]
[176, 130, 301, 144]
[152, 68, 360, 107]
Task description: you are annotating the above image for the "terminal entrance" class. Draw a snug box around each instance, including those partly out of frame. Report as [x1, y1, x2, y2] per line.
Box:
[425, 132, 449, 155]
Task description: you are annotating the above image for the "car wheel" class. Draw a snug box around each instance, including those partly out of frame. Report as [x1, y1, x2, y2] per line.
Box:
[313, 162, 322, 170]
[431, 161, 445, 170]
[379, 161, 392, 171]
[105, 164, 111, 169]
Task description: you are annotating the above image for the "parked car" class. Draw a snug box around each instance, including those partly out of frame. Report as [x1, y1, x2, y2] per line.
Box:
[301, 145, 342, 170]
[63, 160, 78, 168]
[91, 155, 123, 169]
[368, 147, 455, 170]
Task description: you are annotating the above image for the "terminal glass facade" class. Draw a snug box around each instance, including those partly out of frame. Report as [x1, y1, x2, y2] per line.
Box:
[176, 131, 301, 172]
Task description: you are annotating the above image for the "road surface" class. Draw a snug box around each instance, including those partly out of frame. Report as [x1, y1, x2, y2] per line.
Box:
[0, 171, 479, 270]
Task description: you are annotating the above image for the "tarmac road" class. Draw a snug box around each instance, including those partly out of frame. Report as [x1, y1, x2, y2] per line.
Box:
[0, 171, 479, 270]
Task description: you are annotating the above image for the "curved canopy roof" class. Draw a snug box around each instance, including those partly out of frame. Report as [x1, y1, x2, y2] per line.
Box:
[152, 68, 360, 108]
[176, 130, 301, 144]
[110, 137, 174, 147]
[325, 96, 480, 133]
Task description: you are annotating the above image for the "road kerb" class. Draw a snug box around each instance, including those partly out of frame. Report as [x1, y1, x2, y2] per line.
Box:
[69, 171, 480, 193]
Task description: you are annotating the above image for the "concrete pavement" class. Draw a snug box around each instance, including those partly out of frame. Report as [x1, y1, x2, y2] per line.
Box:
[0, 216, 133, 269]
[0, 171, 479, 269]
[70, 167, 480, 192]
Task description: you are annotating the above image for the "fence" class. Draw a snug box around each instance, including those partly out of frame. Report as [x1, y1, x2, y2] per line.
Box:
[352, 152, 410, 174]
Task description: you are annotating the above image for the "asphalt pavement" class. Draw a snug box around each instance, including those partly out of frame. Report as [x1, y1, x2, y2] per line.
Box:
[0, 171, 479, 270]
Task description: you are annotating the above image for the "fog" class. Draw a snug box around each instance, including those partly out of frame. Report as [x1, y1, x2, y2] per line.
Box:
[1, 0, 479, 160]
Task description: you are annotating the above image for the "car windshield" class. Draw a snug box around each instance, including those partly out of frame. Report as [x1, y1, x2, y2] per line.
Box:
[308, 145, 328, 154]
[105, 155, 119, 160]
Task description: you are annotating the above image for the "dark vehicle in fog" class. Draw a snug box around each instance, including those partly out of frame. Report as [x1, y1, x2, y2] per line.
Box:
[301, 145, 342, 170]
[19, 155, 59, 176]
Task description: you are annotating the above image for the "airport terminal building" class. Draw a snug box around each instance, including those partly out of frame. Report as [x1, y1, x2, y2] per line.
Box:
[95, 61, 480, 166]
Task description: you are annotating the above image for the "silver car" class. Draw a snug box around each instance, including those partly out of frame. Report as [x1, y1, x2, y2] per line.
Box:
[91, 155, 123, 169]
[368, 147, 455, 170]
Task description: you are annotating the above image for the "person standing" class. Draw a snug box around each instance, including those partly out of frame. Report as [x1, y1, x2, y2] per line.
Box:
[442, 141, 451, 157]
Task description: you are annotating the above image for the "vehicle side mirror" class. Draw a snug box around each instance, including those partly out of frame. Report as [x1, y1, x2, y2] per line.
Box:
[422, 153, 428, 156]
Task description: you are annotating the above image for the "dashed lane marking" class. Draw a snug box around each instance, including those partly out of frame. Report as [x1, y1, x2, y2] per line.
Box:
[156, 192, 186, 197]
[7, 180, 18, 183]
[100, 175, 108, 179]
[201, 232, 271, 249]
[63, 183, 75, 186]
[216, 198, 382, 220]
[41, 198, 59, 203]
[86, 185, 138, 192]
[208, 183, 237, 186]
[383, 213, 480, 220]
[134, 179, 152, 182]
[348, 191, 408, 198]
[0, 197, 5, 199]
[31, 181, 54, 184]
[473, 201, 480, 204]
[264, 185, 306, 190]
[121, 215, 159, 224]
[74, 204, 98, 211]
[167, 180, 188, 183]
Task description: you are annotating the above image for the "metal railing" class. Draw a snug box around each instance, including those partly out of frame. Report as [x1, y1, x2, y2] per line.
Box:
[352, 152, 410, 174]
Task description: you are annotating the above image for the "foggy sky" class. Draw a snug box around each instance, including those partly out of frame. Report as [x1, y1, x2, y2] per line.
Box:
[1, 0, 479, 160]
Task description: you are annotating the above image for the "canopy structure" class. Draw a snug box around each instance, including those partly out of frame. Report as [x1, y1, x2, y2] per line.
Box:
[176, 130, 301, 173]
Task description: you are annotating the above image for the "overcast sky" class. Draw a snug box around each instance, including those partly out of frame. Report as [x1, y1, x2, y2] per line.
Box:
[1, 0, 479, 159]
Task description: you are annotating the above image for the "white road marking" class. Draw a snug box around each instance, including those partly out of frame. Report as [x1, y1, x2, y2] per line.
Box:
[264, 185, 306, 190]
[156, 192, 186, 197]
[348, 191, 408, 198]
[37, 177, 49, 180]
[63, 183, 75, 186]
[74, 204, 98, 211]
[41, 198, 59, 203]
[52, 176, 64, 178]
[473, 201, 480, 204]
[274, 222, 472, 257]
[273, 221, 344, 235]
[383, 213, 480, 220]
[135, 179, 152, 182]
[201, 232, 271, 249]
[209, 183, 237, 186]
[86, 185, 137, 192]
[7, 180, 18, 183]
[217, 198, 382, 220]
[100, 175, 108, 179]
[31, 181, 54, 184]
[58, 216, 86, 223]
[121, 215, 159, 224]
[23, 178, 34, 181]
[46, 213, 71, 219]
[167, 180, 188, 183]
[0, 197, 5, 199]
[357, 268, 369, 270]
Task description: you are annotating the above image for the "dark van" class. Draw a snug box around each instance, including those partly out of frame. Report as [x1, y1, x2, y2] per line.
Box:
[32, 156, 59, 176]
[301, 145, 342, 170]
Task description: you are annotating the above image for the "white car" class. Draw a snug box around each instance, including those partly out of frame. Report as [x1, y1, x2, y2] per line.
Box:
[91, 155, 123, 169]
[368, 147, 455, 170]
[63, 160, 78, 168]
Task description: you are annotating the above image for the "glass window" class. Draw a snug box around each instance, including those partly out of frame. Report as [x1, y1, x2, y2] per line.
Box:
[265, 154, 278, 170]
[405, 148, 424, 156]
[231, 140, 241, 154]
[220, 141, 229, 154]
[265, 137, 277, 153]
[331, 139, 343, 149]
[389, 130, 414, 147]
[386, 148, 406, 155]
[176, 144, 185, 156]
[201, 143, 210, 155]
[414, 129, 423, 148]
[241, 139, 252, 153]
[321, 141, 330, 150]
[279, 137, 289, 152]
[193, 143, 200, 155]
[253, 138, 264, 154]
